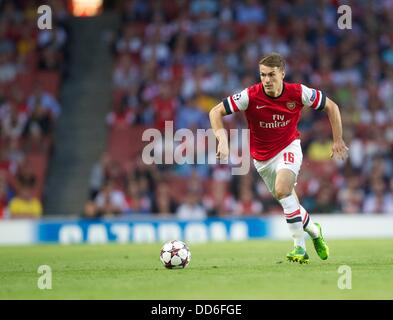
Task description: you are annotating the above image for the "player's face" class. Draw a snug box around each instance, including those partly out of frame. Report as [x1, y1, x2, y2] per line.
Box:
[259, 65, 285, 96]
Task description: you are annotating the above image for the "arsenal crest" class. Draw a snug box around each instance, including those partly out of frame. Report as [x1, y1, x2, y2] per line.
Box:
[286, 101, 296, 110]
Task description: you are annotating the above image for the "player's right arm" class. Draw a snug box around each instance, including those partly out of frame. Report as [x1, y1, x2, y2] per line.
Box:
[210, 89, 250, 160]
[209, 102, 229, 160]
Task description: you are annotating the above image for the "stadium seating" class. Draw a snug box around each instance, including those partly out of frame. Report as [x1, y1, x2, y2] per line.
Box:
[0, 1, 67, 218]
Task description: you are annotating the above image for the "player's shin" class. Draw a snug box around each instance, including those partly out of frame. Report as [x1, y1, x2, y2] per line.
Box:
[300, 205, 319, 239]
[279, 195, 306, 249]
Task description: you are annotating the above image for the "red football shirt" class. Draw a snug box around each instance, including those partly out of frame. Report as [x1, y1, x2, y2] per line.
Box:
[223, 82, 326, 161]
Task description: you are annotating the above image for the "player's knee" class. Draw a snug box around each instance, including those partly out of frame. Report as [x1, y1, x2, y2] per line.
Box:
[275, 185, 292, 200]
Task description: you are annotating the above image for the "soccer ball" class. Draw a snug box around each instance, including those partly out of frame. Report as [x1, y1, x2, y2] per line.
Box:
[160, 240, 191, 269]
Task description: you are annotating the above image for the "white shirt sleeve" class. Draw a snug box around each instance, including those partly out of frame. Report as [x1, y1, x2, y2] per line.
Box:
[301, 84, 326, 111]
[223, 88, 249, 113]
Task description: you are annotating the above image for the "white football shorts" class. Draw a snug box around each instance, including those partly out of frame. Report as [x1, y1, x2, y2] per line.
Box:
[253, 139, 303, 198]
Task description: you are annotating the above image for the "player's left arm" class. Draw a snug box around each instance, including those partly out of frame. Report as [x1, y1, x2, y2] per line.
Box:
[323, 97, 349, 161]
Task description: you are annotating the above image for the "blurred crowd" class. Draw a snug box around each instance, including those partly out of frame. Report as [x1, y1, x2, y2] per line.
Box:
[0, 0, 68, 219]
[4, 1, 391, 220]
[85, 0, 393, 219]
[84, 0, 393, 219]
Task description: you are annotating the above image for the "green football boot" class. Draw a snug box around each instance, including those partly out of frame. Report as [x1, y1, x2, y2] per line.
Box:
[312, 223, 329, 260]
[286, 246, 309, 264]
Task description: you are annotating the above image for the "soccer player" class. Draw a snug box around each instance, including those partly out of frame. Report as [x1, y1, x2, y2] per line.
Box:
[209, 53, 348, 264]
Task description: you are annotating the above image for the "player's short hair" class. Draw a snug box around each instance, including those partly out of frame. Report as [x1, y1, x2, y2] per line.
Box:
[259, 53, 285, 71]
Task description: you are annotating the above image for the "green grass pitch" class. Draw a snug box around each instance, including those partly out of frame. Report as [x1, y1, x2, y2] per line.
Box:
[1, 239, 392, 299]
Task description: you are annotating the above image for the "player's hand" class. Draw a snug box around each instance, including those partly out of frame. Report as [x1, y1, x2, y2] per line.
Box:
[330, 139, 349, 161]
[216, 139, 229, 161]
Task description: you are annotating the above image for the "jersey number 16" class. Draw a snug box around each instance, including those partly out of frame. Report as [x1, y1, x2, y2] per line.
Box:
[283, 152, 295, 164]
